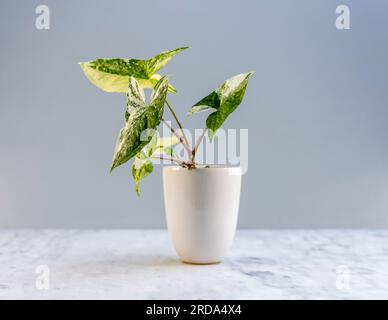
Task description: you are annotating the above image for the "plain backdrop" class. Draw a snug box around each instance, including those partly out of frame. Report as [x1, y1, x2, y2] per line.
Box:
[0, 0, 387, 228]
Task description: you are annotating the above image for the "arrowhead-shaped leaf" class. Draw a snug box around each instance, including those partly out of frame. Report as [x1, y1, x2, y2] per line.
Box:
[79, 47, 188, 93]
[145, 47, 189, 76]
[147, 76, 169, 128]
[131, 134, 179, 195]
[188, 72, 253, 139]
[187, 91, 220, 115]
[125, 76, 147, 121]
[111, 76, 169, 171]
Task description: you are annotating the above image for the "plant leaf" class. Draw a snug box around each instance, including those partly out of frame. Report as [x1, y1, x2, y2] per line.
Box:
[127, 76, 146, 110]
[141, 135, 180, 158]
[188, 72, 253, 139]
[111, 105, 149, 171]
[125, 76, 147, 121]
[155, 136, 180, 149]
[152, 136, 180, 156]
[79, 47, 187, 93]
[187, 104, 211, 116]
[146, 134, 158, 157]
[131, 134, 179, 194]
[79, 63, 177, 93]
[111, 77, 169, 171]
[132, 157, 153, 196]
[139, 74, 177, 94]
[145, 47, 189, 76]
[187, 91, 220, 115]
[147, 76, 169, 128]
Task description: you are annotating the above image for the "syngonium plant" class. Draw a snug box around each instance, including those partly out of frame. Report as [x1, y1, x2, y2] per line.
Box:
[79, 47, 253, 195]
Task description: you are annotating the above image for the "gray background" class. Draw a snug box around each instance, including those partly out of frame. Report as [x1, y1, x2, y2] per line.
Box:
[0, 0, 387, 228]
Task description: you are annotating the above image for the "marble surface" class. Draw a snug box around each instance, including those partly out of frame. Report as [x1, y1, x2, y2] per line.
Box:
[0, 229, 387, 299]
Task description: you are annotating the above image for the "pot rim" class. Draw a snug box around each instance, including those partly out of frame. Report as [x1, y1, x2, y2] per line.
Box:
[163, 165, 241, 173]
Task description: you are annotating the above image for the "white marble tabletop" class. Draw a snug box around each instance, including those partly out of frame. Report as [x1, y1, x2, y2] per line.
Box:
[0, 229, 387, 300]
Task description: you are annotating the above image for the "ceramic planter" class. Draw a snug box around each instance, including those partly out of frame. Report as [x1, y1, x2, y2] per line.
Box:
[163, 166, 242, 264]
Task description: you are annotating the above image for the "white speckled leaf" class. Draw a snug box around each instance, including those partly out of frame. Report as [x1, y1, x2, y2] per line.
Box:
[111, 77, 170, 171]
[111, 106, 149, 171]
[131, 134, 179, 194]
[152, 136, 179, 156]
[188, 72, 253, 139]
[79, 47, 187, 93]
[147, 76, 169, 128]
[125, 77, 146, 121]
[132, 157, 153, 196]
[79, 63, 176, 93]
[145, 47, 189, 76]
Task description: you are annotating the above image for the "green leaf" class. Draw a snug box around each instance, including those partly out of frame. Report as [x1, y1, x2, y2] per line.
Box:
[188, 72, 253, 139]
[111, 76, 169, 171]
[187, 91, 220, 115]
[125, 76, 147, 121]
[141, 135, 180, 158]
[79, 47, 187, 93]
[146, 134, 158, 157]
[111, 105, 149, 172]
[152, 136, 180, 156]
[122, 132, 178, 196]
[79, 62, 160, 92]
[155, 136, 180, 149]
[147, 76, 169, 128]
[187, 104, 214, 116]
[145, 47, 189, 76]
[126, 76, 147, 110]
[131, 134, 179, 194]
[132, 157, 153, 196]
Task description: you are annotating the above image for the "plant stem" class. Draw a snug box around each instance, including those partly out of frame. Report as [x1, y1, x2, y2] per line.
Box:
[191, 128, 208, 163]
[151, 155, 185, 165]
[165, 100, 190, 150]
[151, 155, 196, 169]
[162, 118, 192, 156]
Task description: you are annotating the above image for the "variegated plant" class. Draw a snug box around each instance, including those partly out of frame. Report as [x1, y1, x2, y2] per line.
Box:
[80, 47, 253, 194]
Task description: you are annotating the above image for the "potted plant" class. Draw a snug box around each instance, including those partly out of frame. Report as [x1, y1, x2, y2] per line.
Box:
[79, 47, 253, 264]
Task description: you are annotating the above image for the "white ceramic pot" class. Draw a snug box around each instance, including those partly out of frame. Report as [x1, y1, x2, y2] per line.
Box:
[163, 166, 242, 264]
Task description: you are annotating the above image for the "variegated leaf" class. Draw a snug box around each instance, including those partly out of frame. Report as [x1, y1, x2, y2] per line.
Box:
[125, 76, 146, 121]
[79, 47, 187, 93]
[145, 47, 189, 76]
[131, 134, 179, 194]
[132, 157, 153, 196]
[147, 76, 169, 128]
[188, 72, 253, 139]
[111, 105, 149, 171]
[111, 77, 169, 171]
